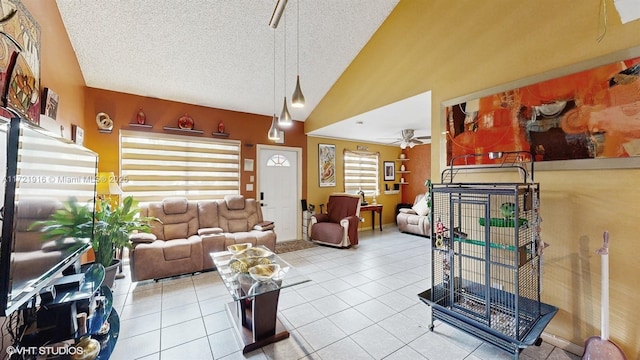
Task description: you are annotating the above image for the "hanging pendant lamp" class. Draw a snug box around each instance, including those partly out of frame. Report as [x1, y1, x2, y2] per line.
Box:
[268, 114, 280, 140]
[268, 29, 282, 142]
[291, 0, 305, 108]
[278, 11, 293, 127]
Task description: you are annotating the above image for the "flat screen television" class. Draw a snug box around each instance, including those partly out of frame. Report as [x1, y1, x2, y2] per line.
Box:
[0, 117, 98, 316]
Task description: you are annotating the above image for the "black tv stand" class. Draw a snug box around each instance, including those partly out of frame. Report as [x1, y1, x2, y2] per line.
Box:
[17, 263, 120, 359]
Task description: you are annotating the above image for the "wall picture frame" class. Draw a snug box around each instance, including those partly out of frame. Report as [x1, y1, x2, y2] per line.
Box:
[383, 161, 395, 181]
[42, 87, 59, 120]
[318, 143, 336, 187]
[443, 46, 640, 170]
[71, 124, 84, 146]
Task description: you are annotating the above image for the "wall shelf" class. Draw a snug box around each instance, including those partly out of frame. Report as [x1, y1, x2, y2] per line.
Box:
[129, 123, 152, 129]
[384, 190, 400, 195]
[395, 158, 410, 161]
[396, 171, 411, 174]
[212, 132, 230, 137]
[98, 129, 112, 134]
[163, 126, 204, 134]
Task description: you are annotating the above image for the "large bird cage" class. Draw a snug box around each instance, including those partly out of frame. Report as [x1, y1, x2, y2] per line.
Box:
[418, 151, 557, 359]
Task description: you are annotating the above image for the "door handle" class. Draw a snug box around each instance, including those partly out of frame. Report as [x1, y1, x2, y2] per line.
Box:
[260, 192, 264, 201]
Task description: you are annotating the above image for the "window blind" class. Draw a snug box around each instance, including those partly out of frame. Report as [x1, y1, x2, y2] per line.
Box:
[14, 123, 97, 203]
[120, 130, 240, 203]
[343, 150, 379, 195]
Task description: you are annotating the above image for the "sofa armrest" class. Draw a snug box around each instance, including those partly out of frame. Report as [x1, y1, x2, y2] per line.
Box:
[311, 213, 329, 223]
[198, 227, 223, 236]
[130, 232, 157, 244]
[398, 208, 417, 215]
[253, 221, 275, 231]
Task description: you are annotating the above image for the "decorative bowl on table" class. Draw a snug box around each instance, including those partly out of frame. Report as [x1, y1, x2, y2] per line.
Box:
[248, 263, 281, 282]
[229, 257, 272, 273]
[231, 247, 273, 259]
[227, 243, 252, 254]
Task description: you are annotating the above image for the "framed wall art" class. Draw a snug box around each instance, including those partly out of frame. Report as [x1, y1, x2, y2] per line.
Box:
[318, 143, 336, 187]
[71, 124, 84, 146]
[42, 87, 59, 120]
[0, 0, 41, 124]
[443, 46, 640, 170]
[383, 161, 395, 181]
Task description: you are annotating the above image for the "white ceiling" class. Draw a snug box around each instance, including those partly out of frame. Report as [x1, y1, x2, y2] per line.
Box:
[55, 0, 430, 145]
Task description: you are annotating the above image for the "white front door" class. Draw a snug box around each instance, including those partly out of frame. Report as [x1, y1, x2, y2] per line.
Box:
[257, 145, 301, 242]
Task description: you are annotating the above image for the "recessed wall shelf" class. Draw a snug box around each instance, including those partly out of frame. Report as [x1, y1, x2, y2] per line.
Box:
[212, 132, 230, 138]
[129, 123, 153, 129]
[163, 126, 204, 134]
[384, 190, 400, 195]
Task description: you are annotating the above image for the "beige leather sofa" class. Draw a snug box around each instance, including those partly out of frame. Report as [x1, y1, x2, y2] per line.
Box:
[396, 193, 430, 237]
[130, 195, 276, 282]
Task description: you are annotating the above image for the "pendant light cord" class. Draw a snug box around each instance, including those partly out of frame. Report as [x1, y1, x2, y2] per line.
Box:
[296, 0, 300, 74]
[273, 29, 276, 112]
[283, 11, 287, 93]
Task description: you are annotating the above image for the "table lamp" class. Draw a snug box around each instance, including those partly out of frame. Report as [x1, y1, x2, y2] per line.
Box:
[96, 172, 122, 203]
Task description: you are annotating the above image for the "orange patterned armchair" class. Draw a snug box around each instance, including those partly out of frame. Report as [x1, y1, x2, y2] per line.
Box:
[309, 193, 361, 248]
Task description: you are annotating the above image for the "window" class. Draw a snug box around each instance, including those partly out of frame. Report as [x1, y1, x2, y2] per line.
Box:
[266, 154, 291, 167]
[343, 150, 379, 195]
[120, 130, 240, 203]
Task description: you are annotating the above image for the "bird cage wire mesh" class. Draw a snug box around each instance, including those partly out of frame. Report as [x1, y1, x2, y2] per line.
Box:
[419, 151, 557, 359]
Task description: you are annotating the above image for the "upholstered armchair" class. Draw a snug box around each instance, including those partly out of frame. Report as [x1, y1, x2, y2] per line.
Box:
[309, 193, 361, 248]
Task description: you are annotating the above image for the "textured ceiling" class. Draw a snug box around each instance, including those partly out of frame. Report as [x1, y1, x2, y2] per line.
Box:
[55, 0, 430, 145]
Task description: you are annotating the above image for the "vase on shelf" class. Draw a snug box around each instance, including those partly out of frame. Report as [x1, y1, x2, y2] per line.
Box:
[218, 121, 225, 133]
[136, 108, 146, 125]
[178, 114, 194, 129]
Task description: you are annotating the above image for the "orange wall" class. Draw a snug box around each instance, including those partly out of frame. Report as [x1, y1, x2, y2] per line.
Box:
[23, 0, 86, 134]
[399, 144, 432, 204]
[83, 87, 307, 199]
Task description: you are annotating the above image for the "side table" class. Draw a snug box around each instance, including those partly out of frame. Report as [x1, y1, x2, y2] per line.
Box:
[211, 248, 310, 353]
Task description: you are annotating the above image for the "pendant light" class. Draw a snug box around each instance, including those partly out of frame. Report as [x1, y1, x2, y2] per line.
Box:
[268, 29, 281, 141]
[291, 0, 305, 108]
[278, 11, 293, 127]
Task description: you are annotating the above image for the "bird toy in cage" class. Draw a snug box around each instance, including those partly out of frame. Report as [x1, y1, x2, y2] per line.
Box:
[435, 217, 446, 249]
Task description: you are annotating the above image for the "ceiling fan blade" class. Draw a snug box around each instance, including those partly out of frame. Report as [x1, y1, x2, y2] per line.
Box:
[410, 139, 424, 144]
[415, 135, 431, 139]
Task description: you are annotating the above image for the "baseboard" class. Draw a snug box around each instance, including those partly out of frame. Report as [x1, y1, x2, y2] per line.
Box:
[541, 332, 583, 356]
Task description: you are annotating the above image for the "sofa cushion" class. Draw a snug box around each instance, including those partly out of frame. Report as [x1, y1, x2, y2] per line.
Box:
[224, 195, 245, 210]
[412, 195, 429, 216]
[228, 219, 250, 233]
[163, 223, 188, 240]
[162, 239, 192, 261]
[163, 197, 189, 214]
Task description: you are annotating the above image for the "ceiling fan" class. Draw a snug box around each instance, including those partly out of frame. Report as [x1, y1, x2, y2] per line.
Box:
[386, 129, 431, 149]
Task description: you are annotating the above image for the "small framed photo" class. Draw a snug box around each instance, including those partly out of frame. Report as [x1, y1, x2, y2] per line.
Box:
[71, 124, 84, 146]
[42, 87, 59, 120]
[383, 161, 395, 181]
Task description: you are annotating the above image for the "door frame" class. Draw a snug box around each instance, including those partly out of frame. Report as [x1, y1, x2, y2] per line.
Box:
[256, 144, 303, 240]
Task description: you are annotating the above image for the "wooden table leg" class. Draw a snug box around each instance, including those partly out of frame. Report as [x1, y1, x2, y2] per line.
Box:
[226, 285, 290, 353]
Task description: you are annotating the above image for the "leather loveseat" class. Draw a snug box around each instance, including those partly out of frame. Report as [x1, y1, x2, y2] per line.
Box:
[129, 195, 276, 282]
[396, 193, 430, 237]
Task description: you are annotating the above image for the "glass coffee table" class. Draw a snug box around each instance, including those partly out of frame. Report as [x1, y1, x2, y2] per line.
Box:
[211, 247, 310, 353]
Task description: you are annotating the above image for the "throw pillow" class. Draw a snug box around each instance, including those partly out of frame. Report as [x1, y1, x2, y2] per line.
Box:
[411, 195, 429, 216]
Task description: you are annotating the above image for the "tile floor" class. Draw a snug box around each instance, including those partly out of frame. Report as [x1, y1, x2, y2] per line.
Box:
[110, 228, 580, 360]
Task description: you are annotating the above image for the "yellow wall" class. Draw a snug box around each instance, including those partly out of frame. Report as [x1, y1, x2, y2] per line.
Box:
[307, 0, 640, 355]
[306, 137, 403, 229]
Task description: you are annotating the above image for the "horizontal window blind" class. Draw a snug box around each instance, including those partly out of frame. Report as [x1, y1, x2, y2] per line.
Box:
[13, 123, 97, 204]
[120, 130, 240, 203]
[343, 150, 379, 195]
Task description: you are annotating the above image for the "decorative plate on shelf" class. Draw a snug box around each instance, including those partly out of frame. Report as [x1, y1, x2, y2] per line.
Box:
[178, 114, 194, 129]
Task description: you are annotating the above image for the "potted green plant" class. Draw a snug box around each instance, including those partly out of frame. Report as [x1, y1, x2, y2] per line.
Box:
[33, 195, 155, 287]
